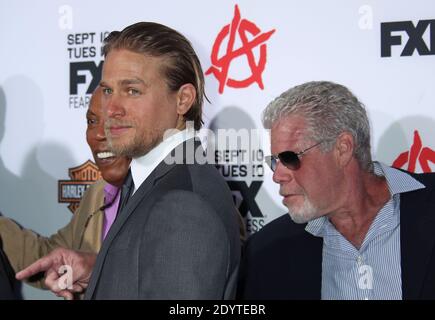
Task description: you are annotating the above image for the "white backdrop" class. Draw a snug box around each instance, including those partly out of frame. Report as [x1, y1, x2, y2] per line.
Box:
[0, 0, 434, 299]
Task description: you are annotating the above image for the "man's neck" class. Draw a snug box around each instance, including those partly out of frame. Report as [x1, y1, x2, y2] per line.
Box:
[328, 169, 390, 249]
[130, 128, 195, 195]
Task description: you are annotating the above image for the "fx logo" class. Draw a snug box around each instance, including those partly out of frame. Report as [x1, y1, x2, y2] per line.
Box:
[206, 5, 275, 94]
[70, 61, 103, 94]
[227, 181, 263, 218]
[381, 19, 435, 57]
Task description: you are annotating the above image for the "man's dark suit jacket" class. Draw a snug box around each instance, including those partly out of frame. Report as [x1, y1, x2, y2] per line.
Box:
[0, 240, 18, 299]
[85, 140, 241, 299]
[238, 172, 435, 300]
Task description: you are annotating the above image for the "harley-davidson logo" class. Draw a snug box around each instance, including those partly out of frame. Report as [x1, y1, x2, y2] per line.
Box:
[58, 160, 101, 214]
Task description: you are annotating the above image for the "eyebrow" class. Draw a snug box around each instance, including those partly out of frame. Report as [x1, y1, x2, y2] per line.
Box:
[86, 110, 96, 118]
[119, 78, 146, 86]
[99, 78, 147, 88]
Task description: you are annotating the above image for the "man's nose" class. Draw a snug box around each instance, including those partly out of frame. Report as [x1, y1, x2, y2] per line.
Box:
[272, 161, 294, 184]
[95, 123, 106, 141]
[105, 94, 125, 118]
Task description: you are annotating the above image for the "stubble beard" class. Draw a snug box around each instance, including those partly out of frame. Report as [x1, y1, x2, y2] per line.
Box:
[106, 126, 163, 158]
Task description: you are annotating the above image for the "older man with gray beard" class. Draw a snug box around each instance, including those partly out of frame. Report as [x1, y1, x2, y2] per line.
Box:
[238, 81, 435, 300]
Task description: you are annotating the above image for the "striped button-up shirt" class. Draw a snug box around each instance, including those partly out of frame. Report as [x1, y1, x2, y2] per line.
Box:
[305, 162, 425, 300]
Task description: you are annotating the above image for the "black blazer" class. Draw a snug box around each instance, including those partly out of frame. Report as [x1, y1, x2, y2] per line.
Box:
[238, 171, 435, 300]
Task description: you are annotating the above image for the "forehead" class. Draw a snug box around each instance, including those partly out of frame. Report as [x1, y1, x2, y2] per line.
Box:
[102, 49, 164, 82]
[270, 115, 309, 153]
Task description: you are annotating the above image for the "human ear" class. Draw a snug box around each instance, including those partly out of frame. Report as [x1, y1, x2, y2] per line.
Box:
[176, 83, 196, 116]
[335, 132, 354, 167]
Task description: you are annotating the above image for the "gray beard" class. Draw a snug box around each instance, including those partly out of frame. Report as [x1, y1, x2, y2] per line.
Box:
[287, 197, 320, 224]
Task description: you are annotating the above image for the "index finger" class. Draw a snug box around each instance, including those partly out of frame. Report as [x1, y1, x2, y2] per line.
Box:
[16, 255, 55, 280]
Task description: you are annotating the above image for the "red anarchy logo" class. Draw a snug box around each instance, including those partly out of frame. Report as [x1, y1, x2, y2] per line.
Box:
[392, 130, 435, 173]
[206, 5, 276, 94]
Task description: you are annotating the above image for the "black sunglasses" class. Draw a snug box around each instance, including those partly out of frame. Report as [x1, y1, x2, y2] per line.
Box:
[265, 141, 324, 171]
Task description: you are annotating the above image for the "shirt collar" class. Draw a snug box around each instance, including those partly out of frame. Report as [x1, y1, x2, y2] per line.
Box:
[130, 128, 195, 195]
[373, 161, 425, 195]
[305, 161, 425, 237]
[103, 183, 119, 204]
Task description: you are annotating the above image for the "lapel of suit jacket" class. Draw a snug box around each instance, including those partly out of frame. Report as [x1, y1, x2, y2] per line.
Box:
[85, 139, 196, 299]
[400, 183, 435, 299]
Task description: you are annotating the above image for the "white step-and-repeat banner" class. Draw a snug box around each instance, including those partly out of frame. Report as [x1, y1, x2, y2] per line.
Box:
[1, 0, 434, 299]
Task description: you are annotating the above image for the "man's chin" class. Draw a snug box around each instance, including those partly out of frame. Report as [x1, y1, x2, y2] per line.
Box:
[286, 202, 319, 224]
[110, 142, 157, 158]
[109, 143, 136, 158]
[287, 211, 311, 224]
